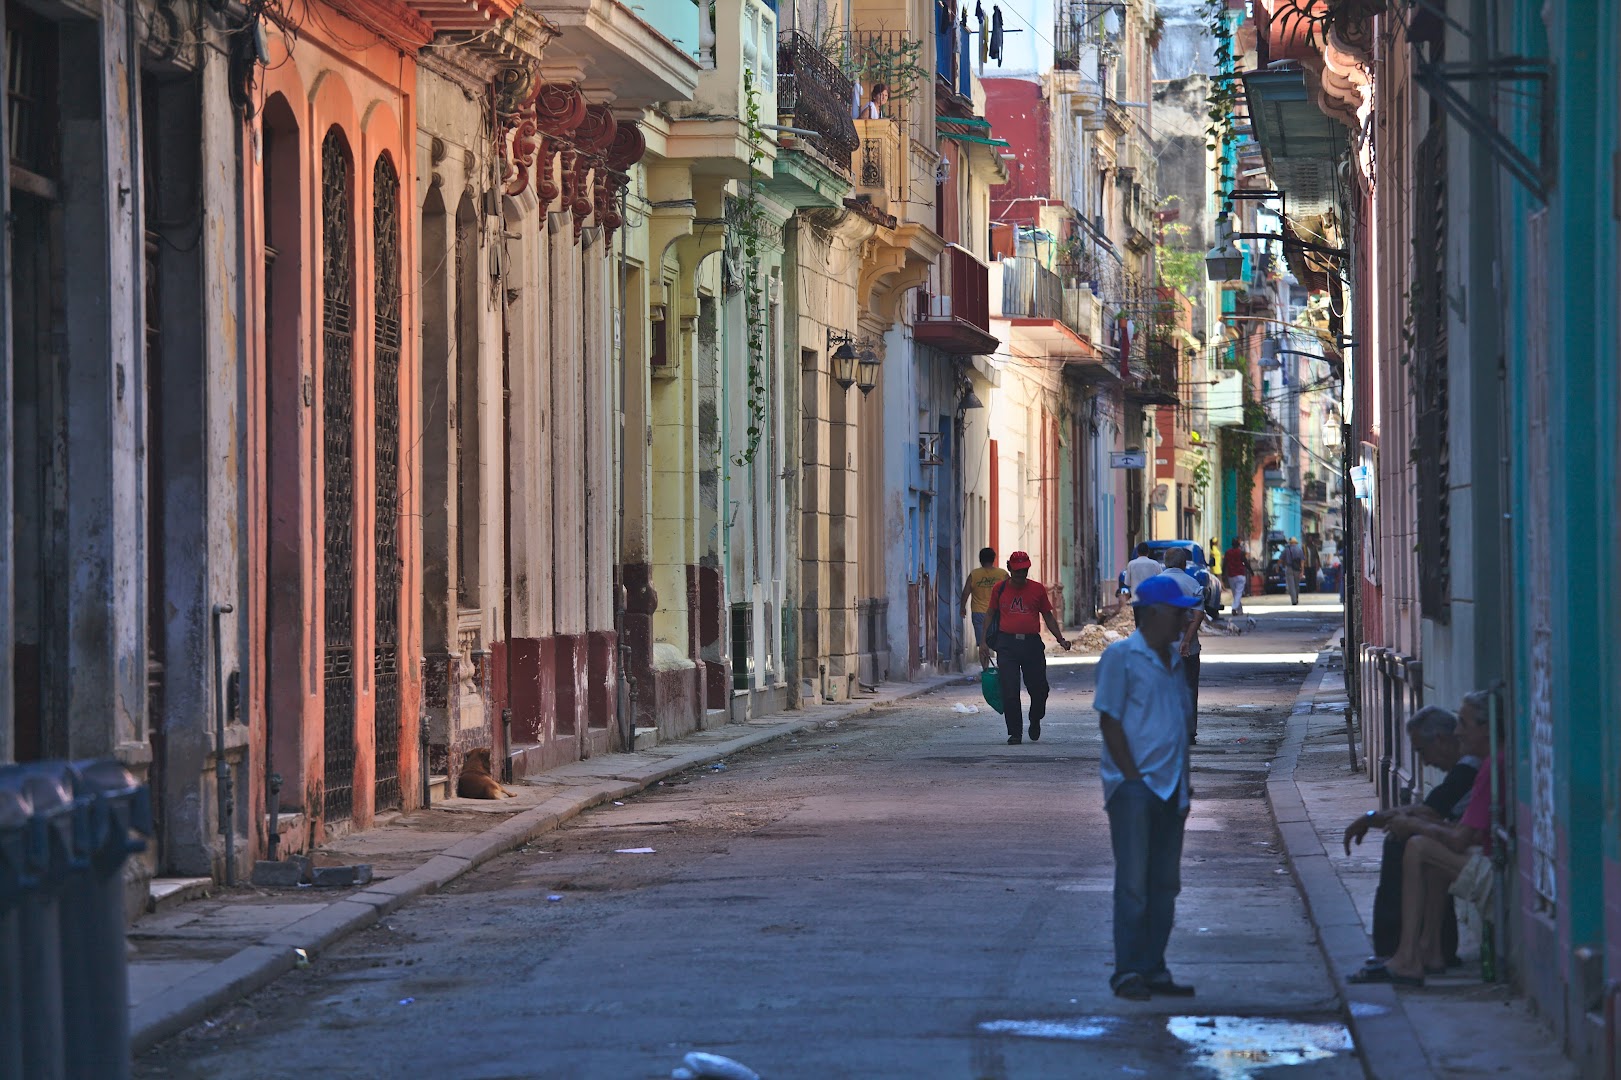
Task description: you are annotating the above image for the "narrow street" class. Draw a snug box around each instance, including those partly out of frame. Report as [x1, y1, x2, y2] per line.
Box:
[136, 599, 1357, 1079]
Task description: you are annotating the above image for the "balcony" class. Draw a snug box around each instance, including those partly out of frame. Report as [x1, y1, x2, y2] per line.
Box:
[914, 245, 998, 356]
[776, 31, 858, 170]
[1127, 337, 1181, 405]
[996, 256, 1100, 360]
[852, 118, 902, 216]
[663, 0, 777, 172]
[639, 0, 701, 59]
[539, 0, 702, 105]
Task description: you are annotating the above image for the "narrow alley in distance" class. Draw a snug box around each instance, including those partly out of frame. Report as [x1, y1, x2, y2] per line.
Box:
[135, 599, 1356, 1079]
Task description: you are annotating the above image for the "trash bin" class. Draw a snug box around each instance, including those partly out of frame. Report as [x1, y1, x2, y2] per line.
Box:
[61, 760, 151, 1080]
[0, 760, 151, 1080]
[0, 777, 33, 1080]
[0, 763, 76, 1080]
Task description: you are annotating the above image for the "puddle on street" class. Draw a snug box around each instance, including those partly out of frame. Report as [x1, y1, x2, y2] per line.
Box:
[1167, 1016, 1354, 1079]
[977, 1017, 1120, 1041]
[978, 1013, 1354, 1078]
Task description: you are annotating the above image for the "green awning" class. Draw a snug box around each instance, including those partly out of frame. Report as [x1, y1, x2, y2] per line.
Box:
[939, 116, 992, 128]
[941, 131, 1011, 148]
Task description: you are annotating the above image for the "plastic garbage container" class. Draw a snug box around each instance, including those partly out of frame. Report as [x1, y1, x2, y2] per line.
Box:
[60, 760, 150, 1080]
[0, 778, 33, 1080]
[0, 760, 150, 1080]
[0, 763, 76, 1080]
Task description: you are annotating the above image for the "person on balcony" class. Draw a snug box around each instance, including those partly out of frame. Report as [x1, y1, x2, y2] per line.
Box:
[862, 82, 889, 119]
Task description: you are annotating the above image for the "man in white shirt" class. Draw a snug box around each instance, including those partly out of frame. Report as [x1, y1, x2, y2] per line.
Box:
[1122, 543, 1164, 598]
[1095, 574, 1202, 1001]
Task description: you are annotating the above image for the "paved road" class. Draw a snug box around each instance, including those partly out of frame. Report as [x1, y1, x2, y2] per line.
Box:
[137, 597, 1358, 1079]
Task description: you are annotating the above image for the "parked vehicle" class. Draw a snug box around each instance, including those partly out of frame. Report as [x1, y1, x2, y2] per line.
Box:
[1118, 540, 1222, 614]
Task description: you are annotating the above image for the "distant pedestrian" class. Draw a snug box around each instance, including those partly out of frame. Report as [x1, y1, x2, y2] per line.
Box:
[959, 547, 1009, 667]
[1123, 543, 1164, 598]
[1095, 575, 1202, 1001]
[1222, 539, 1251, 616]
[987, 551, 1072, 744]
[1282, 537, 1305, 605]
[1156, 550, 1206, 744]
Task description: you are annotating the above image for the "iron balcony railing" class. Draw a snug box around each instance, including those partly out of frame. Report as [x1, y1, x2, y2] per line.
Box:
[915, 245, 996, 355]
[777, 30, 859, 166]
[1001, 256, 1064, 321]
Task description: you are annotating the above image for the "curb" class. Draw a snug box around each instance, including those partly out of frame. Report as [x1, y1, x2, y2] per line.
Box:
[130, 675, 959, 1053]
[1265, 649, 1430, 1080]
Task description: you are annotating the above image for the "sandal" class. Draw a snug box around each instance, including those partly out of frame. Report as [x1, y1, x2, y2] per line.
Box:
[1347, 963, 1393, 984]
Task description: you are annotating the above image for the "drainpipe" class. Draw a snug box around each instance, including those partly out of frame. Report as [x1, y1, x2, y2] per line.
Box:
[1488, 683, 1506, 982]
[212, 603, 236, 883]
[615, 193, 632, 751]
[500, 267, 514, 784]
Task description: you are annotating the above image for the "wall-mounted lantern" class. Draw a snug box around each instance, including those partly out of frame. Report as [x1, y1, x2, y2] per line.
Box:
[828, 329, 858, 391]
[856, 344, 882, 396]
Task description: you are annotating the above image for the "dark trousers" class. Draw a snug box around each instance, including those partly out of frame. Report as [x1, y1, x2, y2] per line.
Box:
[1182, 653, 1200, 738]
[1107, 779, 1187, 984]
[1372, 834, 1460, 960]
[995, 636, 1049, 738]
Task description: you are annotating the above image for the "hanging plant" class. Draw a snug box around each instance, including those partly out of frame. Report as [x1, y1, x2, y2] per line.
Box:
[1203, 0, 1240, 211]
[730, 66, 770, 468]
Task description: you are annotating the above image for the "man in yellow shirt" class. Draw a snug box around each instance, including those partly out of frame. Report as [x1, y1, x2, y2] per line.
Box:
[959, 547, 1010, 665]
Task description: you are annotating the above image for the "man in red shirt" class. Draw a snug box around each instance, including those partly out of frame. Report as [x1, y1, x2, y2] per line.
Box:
[1221, 539, 1252, 616]
[988, 551, 1072, 744]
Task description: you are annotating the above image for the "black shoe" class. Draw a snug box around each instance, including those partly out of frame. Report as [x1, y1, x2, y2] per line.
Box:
[1147, 978, 1196, 997]
[1007, 735, 1022, 745]
[1028, 721, 1041, 741]
[1111, 973, 1151, 1001]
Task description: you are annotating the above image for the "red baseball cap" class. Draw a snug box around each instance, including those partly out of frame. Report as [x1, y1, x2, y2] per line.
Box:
[1007, 551, 1032, 570]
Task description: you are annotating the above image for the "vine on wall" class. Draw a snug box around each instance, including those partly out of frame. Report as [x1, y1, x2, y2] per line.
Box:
[1218, 388, 1269, 538]
[1203, 0, 1240, 210]
[731, 66, 770, 468]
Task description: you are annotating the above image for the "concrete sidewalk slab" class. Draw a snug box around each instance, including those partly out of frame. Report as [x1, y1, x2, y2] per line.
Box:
[1269, 647, 1575, 1079]
[127, 675, 957, 1053]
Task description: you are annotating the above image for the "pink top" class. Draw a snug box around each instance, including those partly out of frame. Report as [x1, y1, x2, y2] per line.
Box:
[1458, 753, 1502, 853]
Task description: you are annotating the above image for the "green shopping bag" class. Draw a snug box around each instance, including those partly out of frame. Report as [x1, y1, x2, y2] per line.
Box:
[980, 665, 1004, 714]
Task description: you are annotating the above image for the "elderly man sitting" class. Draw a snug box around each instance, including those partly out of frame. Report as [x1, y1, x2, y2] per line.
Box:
[1350, 691, 1498, 986]
[1342, 704, 1480, 981]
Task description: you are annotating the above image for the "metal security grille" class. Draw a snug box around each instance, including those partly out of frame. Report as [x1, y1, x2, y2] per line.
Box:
[1413, 123, 1450, 621]
[372, 156, 402, 812]
[321, 130, 357, 822]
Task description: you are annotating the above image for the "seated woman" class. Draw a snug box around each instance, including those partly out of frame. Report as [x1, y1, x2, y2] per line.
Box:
[1342, 704, 1480, 976]
[1351, 691, 1499, 986]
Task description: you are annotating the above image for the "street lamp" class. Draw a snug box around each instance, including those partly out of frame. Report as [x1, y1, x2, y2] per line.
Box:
[1205, 214, 1245, 282]
[828, 330, 858, 391]
[856, 344, 882, 396]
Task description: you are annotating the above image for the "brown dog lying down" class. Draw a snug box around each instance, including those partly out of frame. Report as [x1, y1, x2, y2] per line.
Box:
[456, 748, 514, 799]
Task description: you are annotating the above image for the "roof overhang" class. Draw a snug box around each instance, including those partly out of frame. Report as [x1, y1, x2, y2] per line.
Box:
[1240, 68, 1350, 218]
[534, 0, 701, 107]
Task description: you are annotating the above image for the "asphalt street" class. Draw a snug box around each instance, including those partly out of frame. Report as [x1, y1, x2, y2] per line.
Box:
[136, 596, 1354, 1080]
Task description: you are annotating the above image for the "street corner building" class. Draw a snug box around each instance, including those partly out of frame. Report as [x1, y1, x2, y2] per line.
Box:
[0, 0, 1228, 936]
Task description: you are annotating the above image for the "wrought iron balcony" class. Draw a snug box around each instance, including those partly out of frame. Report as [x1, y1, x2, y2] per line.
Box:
[1001, 256, 1100, 351]
[915, 245, 998, 356]
[1127, 337, 1181, 405]
[777, 30, 859, 167]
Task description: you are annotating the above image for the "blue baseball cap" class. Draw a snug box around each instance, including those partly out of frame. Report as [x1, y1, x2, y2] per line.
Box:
[1131, 575, 1203, 609]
